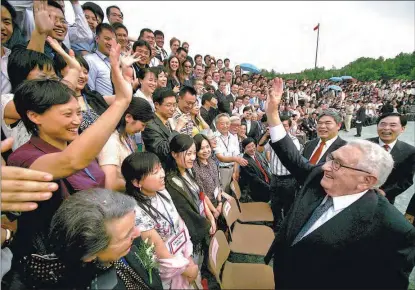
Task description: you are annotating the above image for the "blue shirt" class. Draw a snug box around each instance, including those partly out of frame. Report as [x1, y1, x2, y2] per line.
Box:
[84, 50, 113, 96]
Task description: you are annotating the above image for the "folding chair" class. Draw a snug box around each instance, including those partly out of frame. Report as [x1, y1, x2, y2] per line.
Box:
[230, 180, 273, 223]
[208, 230, 275, 289]
[222, 198, 274, 256]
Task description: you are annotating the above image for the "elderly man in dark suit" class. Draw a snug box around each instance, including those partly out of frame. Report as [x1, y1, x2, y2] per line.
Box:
[302, 109, 347, 165]
[367, 113, 415, 208]
[264, 78, 415, 289]
[239, 137, 272, 202]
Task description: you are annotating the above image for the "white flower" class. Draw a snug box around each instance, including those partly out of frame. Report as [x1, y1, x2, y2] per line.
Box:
[144, 238, 149, 244]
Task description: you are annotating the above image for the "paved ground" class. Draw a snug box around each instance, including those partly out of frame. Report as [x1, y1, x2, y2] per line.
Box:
[339, 121, 415, 288]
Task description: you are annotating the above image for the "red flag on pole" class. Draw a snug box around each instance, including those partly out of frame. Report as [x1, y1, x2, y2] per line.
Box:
[314, 24, 319, 31]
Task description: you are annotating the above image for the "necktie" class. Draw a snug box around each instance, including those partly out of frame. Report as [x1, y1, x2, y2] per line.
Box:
[254, 156, 270, 184]
[383, 144, 390, 152]
[292, 196, 333, 245]
[309, 141, 326, 165]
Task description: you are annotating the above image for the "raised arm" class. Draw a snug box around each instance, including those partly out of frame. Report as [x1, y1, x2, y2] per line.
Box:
[67, 0, 94, 44]
[27, 0, 54, 53]
[29, 40, 133, 179]
[266, 78, 315, 185]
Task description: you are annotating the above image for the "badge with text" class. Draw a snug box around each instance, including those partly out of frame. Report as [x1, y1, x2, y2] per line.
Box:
[168, 229, 187, 255]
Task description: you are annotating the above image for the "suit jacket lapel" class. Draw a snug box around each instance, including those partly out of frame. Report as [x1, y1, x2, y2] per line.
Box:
[304, 139, 318, 160]
[154, 116, 171, 137]
[168, 175, 199, 213]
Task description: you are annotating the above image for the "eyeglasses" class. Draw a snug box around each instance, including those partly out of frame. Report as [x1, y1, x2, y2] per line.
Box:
[325, 153, 371, 174]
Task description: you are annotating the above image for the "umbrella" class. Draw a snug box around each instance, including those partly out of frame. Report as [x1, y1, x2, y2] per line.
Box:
[341, 76, 353, 80]
[327, 85, 342, 91]
[329, 77, 343, 82]
[240, 63, 261, 74]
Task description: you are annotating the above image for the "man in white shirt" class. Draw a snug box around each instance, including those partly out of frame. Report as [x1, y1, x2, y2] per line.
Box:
[138, 28, 161, 67]
[211, 71, 220, 90]
[224, 69, 233, 95]
[214, 113, 248, 192]
[264, 78, 415, 289]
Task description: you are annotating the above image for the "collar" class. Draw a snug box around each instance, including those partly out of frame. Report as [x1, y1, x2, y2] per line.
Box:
[1, 46, 11, 58]
[378, 138, 398, 151]
[318, 135, 338, 147]
[330, 190, 368, 211]
[29, 136, 62, 154]
[95, 50, 109, 60]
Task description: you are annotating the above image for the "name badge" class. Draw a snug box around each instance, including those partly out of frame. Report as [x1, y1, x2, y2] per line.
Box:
[168, 229, 187, 255]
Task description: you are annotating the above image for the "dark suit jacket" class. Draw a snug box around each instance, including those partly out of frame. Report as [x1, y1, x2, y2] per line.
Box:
[142, 116, 178, 166]
[302, 136, 347, 164]
[226, 93, 236, 105]
[266, 134, 415, 289]
[356, 106, 366, 122]
[239, 152, 272, 202]
[214, 90, 231, 115]
[367, 137, 415, 204]
[241, 118, 261, 142]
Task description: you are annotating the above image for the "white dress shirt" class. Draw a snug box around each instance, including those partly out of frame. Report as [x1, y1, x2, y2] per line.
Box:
[1, 47, 11, 95]
[215, 132, 240, 167]
[378, 138, 397, 152]
[309, 135, 339, 163]
[245, 120, 251, 134]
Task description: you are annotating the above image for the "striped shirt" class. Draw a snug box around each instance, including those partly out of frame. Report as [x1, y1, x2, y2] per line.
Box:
[169, 107, 193, 136]
[265, 134, 301, 176]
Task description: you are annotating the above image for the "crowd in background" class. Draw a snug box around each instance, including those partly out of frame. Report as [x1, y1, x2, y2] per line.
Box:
[1, 1, 415, 289]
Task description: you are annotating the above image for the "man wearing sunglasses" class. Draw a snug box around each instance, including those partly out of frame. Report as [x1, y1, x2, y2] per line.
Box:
[264, 78, 415, 289]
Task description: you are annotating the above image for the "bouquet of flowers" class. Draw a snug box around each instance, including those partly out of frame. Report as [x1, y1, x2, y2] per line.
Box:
[134, 238, 158, 284]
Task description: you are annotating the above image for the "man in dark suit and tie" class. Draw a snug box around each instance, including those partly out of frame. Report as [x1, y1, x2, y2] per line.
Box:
[214, 79, 232, 115]
[302, 109, 347, 165]
[239, 137, 272, 202]
[142, 88, 185, 166]
[241, 106, 261, 142]
[264, 78, 415, 289]
[226, 83, 238, 107]
[367, 113, 415, 207]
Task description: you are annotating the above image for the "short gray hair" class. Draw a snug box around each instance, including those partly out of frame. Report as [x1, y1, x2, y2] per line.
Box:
[229, 116, 241, 123]
[49, 188, 136, 263]
[318, 109, 342, 124]
[214, 113, 230, 125]
[348, 140, 394, 188]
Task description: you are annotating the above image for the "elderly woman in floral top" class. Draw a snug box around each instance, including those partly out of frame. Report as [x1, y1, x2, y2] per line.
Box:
[122, 152, 201, 289]
[192, 134, 233, 219]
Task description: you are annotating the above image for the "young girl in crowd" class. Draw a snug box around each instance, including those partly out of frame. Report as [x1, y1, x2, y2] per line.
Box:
[98, 97, 153, 192]
[122, 152, 201, 289]
[164, 134, 216, 269]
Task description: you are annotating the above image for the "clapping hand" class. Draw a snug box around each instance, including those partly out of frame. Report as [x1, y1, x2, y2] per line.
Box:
[33, 0, 55, 35]
[1, 138, 58, 212]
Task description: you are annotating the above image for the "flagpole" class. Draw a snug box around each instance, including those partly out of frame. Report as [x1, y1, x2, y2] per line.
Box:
[314, 23, 320, 70]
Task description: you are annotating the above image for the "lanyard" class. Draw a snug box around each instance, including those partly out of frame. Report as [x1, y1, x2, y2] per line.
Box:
[84, 168, 96, 182]
[157, 194, 176, 234]
[124, 136, 135, 154]
[95, 52, 111, 70]
[219, 135, 230, 152]
[81, 93, 91, 114]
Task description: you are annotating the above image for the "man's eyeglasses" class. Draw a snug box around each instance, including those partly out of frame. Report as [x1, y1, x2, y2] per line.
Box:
[325, 153, 371, 174]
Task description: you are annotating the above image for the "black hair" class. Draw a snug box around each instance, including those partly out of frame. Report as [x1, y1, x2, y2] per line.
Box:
[280, 115, 292, 127]
[224, 58, 230, 63]
[136, 67, 157, 81]
[139, 28, 154, 40]
[106, 5, 121, 18]
[8, 48, 55, 92]
[122, 152, 167, 221]
[176, 47, 188, 55]
[112, 22, 128, 35]
[242, 137, 256, 149]
[235, 96, 244, 102]
[132, 39, 151, 54]
[201, 92, 216, 105]
[117, 97, 154, 141]
[47, 0, 64, 15]
[153, 87, 176, 105]
[377, 113, 407, 127]
[154, 30, 164, 38]
[217, 59, 223, 63]
[166, 134, 195, 173]
[14, 79, 74, 136]
[1, 0, 25, 50]
[179, 85, 197, 98]
[82, 2, 104, 22]
[96, 23, 115, 36]
[54, 55, 89, 78]
[193, 134, 211, 165]
[194, 54, 202, 61]
[153, 65, 168, 78]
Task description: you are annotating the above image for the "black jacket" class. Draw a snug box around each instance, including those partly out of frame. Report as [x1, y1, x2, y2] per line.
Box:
[367, 137, 415, 204]
[142, 116, 179, 166]
[302, 136, 347, 164]
[214, 90, 231, 115]
[241, 118, 261, 142]
[266, 134, 415, 289]
[356, 106, 366, 122]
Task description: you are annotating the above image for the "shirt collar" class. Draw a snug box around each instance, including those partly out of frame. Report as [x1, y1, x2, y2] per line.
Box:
[2, 46, 11, 58]
[331, 190, 367, 211]
[378, 138, 398, 151]
[318, 135, 338, 147]
[29, 136, 62, 154]
[95, 50, 109, 60]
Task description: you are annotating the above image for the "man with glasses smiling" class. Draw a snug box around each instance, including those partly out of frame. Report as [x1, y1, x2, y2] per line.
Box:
[168, 86, 197, 136]
[264, 78, 415, 289]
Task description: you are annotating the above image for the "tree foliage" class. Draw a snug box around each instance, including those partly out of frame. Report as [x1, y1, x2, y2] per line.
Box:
[261, 52, 415, 81]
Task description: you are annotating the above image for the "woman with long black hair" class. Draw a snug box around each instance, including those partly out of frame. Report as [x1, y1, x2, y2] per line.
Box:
[122, 152, 201, 289]
[164, 134, 216, 269]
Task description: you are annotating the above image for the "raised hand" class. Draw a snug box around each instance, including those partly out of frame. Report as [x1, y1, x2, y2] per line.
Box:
[109, 39, 133, 105]
[33, 0, 55, 35]
[120, 52, 141, 68]
[266, 77, 284, 126]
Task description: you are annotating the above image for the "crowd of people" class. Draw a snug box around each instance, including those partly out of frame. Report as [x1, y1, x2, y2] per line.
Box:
[1, 0, 415, 289]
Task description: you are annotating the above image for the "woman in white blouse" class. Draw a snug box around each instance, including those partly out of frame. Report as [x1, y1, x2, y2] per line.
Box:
[98, 97, 153, 192]
[134, 67, 158, 111]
